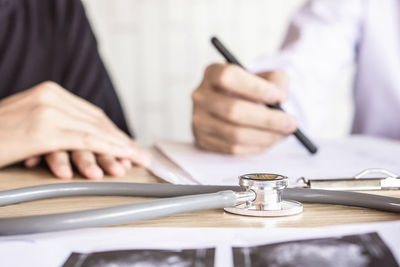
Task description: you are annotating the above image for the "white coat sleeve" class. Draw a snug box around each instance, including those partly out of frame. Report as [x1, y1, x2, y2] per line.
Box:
[250, 0, 364, 137]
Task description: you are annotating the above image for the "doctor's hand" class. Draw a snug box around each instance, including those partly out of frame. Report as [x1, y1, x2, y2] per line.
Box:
[192, 64, 297, 155]
[0, 81, 151, 179]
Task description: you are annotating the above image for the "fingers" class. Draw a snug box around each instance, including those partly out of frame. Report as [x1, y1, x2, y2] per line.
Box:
[193, 110, 285, 146]
[125, 143, 152, 168]
[192, 64, 293, 155]
[44, 151, 73, 180]
[119, 158, 132, 171]
[0, 81, 151, 169]
[27, 105, 136, 159]
[3, 82, 136, 154]
[42, 150, 133, 180]
[195, 133, 266, 155]
[70, 152, 132, 179]
[24, 156, 42, 168]
[193, 88, 297, 134]
[203, 64, 286, 104]
[0, 82, 106, 125]
[97, 155, 126, 177]
[71, 151, 104, 180]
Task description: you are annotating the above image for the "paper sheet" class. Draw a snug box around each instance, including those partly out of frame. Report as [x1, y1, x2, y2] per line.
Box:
[1, 221, 399, 267]
[154, 135, 400, 185]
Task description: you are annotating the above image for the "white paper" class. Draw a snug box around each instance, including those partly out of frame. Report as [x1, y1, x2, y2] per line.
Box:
[1, 221, 399, 267]
[155, 135, 400, 185]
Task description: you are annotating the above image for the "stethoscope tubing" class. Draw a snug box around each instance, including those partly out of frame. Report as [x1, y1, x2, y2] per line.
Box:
[0, 182, 399, 235]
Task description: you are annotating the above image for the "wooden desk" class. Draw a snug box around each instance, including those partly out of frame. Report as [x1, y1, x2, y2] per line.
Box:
[0, 166, 399, 228]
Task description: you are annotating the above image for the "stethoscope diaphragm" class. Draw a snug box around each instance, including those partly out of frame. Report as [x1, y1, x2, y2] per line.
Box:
[224, 173, 303, 217]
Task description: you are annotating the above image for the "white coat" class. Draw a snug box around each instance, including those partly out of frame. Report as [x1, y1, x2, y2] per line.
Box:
[251, 0, 400, 139]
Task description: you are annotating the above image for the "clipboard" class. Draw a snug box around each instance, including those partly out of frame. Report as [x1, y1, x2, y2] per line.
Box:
[150, 145, 400, 191]
[299, 169, 400, 191]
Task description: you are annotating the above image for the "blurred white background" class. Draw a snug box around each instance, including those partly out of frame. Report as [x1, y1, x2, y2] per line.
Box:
[81, 0, 352, 145]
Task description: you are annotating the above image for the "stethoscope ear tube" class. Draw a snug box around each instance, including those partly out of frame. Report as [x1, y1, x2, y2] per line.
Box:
[1, 183, 400, 212]
[0, 182, 241, 206]
[0, 183, 399, 235]
[283, 188, 400, 213]
[1, 182, 399, 213]
[0, 190, 240, 236]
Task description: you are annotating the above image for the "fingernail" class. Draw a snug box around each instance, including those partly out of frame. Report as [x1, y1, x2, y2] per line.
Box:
[59, 165, 73, 179]
[112, 164, 125, 177]
[122, 160, 132, 169]
[89, 166, 103, 180]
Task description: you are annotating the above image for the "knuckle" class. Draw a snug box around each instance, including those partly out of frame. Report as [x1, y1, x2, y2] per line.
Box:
[225, 101, 240, 121]
[92, 105, 107, 120]
[230, 128, 246, 143]
[192, 109, 208, 125]
[32, 104, 53, 121]
[192, 111, 201, 126]
[229, 145, 242, 155]
[224, 125, 240, 142]
[32, 81, 59, 103]
[94, 105, 105, 116]
[192, 122, 203, 140]
[40, 80, 59, 89]
[215, 64, 236, 87]
[191, 89, 203, 103]
[205, 63, 237, 88]
[272, 69, 288, 82]
[204, 63, 221, 78]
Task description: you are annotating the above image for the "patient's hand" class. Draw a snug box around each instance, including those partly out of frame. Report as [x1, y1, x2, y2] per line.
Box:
[24, 151, 135, 180]
[0, 81, 150, 179]
[192, 64, 297, 154]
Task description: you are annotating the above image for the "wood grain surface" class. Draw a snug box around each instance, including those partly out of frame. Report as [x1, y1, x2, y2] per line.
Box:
[0, 166, 399, 228]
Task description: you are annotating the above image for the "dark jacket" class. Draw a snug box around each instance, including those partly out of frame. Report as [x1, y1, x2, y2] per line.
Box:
[0, 0, 131, 135]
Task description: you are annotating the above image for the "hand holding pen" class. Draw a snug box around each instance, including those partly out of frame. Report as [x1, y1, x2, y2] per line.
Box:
[191, 36, 317, 154]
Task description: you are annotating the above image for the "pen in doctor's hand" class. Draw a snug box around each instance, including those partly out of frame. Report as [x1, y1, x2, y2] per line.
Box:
[211, 36, 318, 154]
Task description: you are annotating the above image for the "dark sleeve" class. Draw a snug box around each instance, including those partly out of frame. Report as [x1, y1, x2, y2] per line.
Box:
[50, 0, 132, 136]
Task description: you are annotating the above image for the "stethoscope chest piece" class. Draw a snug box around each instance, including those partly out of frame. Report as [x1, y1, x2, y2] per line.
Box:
[224, 173, 303, 217]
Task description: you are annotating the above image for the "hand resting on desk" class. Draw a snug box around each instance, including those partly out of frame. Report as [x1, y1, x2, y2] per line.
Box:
[0, 81, 150, 180]
[192, 64, 297, 154]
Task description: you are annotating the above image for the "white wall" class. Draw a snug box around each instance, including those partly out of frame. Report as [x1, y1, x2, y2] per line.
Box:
[82, 0, 352, 145]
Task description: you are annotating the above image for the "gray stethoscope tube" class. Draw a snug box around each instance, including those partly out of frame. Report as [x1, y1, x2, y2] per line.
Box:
[1, 178, 400, 236]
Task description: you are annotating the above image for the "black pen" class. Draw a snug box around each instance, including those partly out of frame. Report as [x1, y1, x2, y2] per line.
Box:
[211, 36, 318, 154]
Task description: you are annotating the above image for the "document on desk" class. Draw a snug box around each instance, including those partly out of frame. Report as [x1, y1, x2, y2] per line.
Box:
[0, 221, 399, 267]
[153, 135, 400, 185]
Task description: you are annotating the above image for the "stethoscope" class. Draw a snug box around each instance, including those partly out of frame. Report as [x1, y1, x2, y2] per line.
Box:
[0, 173, 400, 236]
